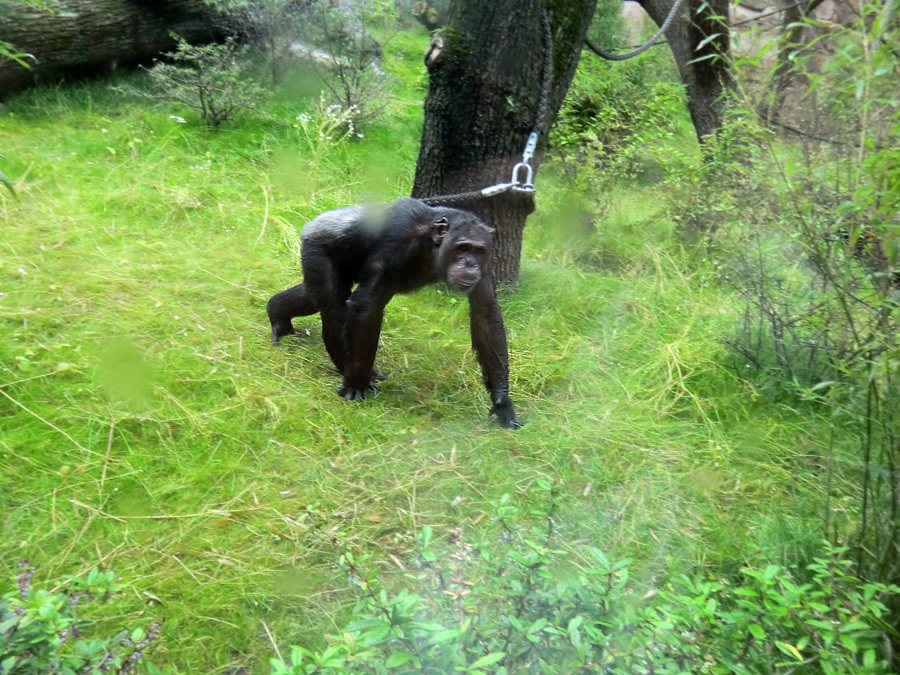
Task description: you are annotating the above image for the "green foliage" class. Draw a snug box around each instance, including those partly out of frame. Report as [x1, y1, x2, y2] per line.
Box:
[2, 12, 892, 674]
[214, 0, 308, 86]
[541, 44, 687, 270]
[143, 36, 267, 128]
[0, 562, 165, 674]
[587, 0, 627, 49]
[0, 42, 33, 69]
[551, 54, 683, 166]
[271, 492, 899, 675]
[296, 0, 394, 130]
[0, 0, 54, 194]
[664, 0, 900, 630]
[0, 0, 53, 66]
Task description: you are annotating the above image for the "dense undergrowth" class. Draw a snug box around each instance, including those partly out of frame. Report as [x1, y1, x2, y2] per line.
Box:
[1, 6, 898, 674]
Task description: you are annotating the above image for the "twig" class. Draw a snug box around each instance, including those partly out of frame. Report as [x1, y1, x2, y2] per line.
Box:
[731, 0, 821, 28]
[100, 416, 115, 495]
[0, 371, 59, 388]
[256, 183, 270, 245]
[202, 615, 240, 629]
[71, 498, 279, 520]
[766, 115, 885, 149]
[71, 498, 126, 522]
[263, 621, 284, 664]
[0, 387, 101, 457]
[197, 266, 254, 292]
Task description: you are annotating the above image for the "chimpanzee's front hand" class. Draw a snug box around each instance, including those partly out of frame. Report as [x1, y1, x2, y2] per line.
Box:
[490, 395, 523, 430]
[338, 375, 381, 401]
[338, 385, 368, 401]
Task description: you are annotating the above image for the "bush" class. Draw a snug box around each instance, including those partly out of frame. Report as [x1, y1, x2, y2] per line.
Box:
[214, 0, 307, 86]
[297, 0, 394, 131]
[699, 2, 900, 612]
[0, 561, 169, 674]
[143, 36, 267, 129]
[551, 72, 682, 168]
[270, 489, 899, 674]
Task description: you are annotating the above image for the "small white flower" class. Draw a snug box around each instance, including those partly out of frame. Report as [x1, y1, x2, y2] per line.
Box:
[169, 115, 187, 124]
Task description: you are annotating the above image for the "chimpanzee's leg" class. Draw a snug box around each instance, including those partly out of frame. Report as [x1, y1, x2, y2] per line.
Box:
[339, 281, 392, 401]
[302, 255, 352, 374]
[266, 283, 317, 345]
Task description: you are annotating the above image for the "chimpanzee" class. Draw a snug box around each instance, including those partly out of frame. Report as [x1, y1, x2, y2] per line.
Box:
[266, 197, 522, 429]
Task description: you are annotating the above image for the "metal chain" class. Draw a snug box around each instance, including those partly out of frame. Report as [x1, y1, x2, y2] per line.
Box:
[422, 8, 553, 207]
[586, 0, 686, 61]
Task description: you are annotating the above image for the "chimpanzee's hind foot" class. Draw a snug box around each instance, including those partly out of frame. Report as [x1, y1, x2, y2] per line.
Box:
[271, 322, 302, 345]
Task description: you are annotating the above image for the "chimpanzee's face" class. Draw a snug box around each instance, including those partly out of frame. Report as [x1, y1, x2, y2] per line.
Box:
[433, 213, 494, 294]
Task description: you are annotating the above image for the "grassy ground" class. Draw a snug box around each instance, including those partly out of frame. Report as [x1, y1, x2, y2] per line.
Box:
[0, 31, 856, 673]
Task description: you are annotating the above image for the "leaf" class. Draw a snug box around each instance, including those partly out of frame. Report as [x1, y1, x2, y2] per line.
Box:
[344, 618, 385, 633]
[839, 634, 857, 651]
[863, 649, 876, 667]
[508, 551, 529, 567]
[385, 651, 414, 668]
[468, 652, 506, 670]
[527, 618, 547, 634]
[427, 629, 460, 645]
[749, 624, 766, 640]
[694, 32, 722, 51]
[775, 642, 804, 662]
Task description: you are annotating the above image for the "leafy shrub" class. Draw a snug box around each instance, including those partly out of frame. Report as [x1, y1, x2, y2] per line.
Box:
[214, 0, 307, 86]
[143, 36, 267, 128]
[694, 3, 900, 615]
[541, 46, 684, 270]
[296, 0, 394, 131]
[551, 73, 682, 167]
[270, 489, 898, 674]
[0, 561, 168, 674]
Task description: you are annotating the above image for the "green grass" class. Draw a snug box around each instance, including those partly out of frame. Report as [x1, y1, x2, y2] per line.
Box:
[0, 41, 861, 673]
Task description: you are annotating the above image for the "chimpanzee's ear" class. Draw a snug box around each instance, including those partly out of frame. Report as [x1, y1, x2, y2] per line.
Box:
[432, 216, 449, 245]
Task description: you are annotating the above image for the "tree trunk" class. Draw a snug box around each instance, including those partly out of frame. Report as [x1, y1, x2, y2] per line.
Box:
[0, 0, 223, 96]
[638, 0, 734, 143]
[411, 0, 597, 284]
[766, 0, 824, 123]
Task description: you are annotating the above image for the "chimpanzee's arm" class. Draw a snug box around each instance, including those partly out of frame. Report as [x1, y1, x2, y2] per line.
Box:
[468, 278, 522, 429]
[339, 273, 393, 401]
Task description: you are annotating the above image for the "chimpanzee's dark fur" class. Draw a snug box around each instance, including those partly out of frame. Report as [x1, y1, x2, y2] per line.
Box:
[266, 197, 522, 429]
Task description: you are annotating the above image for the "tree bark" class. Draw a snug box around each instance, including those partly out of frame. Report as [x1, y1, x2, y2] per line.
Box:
[411, 0, 598, 284]
[0, 0, 223, 96]
[638, 0, 734, 143]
